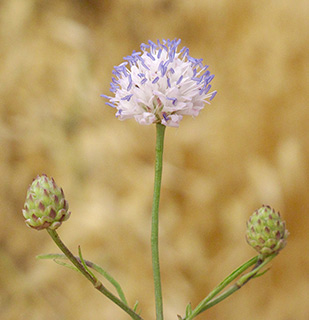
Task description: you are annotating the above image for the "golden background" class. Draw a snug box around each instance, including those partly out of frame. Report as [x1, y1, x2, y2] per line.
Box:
[0, 0, 308, 319]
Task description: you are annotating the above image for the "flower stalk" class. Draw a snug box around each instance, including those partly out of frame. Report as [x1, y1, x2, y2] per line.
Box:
[195, 253, 277, 315]
[184, 253, 277, 320]
[46, 229, 143, 320]
[37, 253, 129, 305]
[151, 123, 166, 320]
[186, 255, 259, 319]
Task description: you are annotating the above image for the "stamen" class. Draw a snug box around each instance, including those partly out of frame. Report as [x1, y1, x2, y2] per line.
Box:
[121, 94, 133, 101]
[167, 97, 177, 105]
[206, 74, 215, 85]
[161, 44, 168, 52]
[175, 39, 181, 47]
[167, 78, 171, 88]
[176, 75, 183, 85]
[203, 84, 211, 95]
[137, 56, 150, 70]
[127, 75, 133, 90]
[180, 47, 189, 58]
[169, 48, 176, 61]
[106, 102, 116, 108]
[147, 52, 155, 61]
[132, 51, 142, 57]
[158, 60, 164, 74]
[122, 67, 129, 77]
[112, 69, 121, 77]
[140, 43, 150, 50]
[148, 40, 157, 51]
[210, 91, 217, 101]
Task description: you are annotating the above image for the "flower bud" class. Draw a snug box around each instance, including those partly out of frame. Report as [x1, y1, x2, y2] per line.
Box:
[22, 174, 71, 230]
[246, 205, 289, 257]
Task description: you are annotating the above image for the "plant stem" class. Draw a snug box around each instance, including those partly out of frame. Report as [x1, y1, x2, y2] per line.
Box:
[186, 256, 259, 320]
[46, 229, 143, 320]
[37, 253, 128, 305]
[151, 123, 166, 320]
[196, 253, 277, 315]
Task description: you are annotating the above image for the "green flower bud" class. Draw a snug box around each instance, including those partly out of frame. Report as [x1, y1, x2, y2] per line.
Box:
[22, 174, 71, 230]
[246, 205, 289, 257]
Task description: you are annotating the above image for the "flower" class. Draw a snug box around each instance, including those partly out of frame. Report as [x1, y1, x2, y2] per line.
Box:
[101, 39, 217, 127]
[22, 174, 71, 230]
[246, 205, 289, 257]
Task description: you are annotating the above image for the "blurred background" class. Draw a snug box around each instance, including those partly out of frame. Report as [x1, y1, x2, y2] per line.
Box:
[0, 0, 308, 319]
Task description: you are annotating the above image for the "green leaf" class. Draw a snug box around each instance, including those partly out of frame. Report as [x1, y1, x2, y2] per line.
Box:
[78, 246, 97, 280]
[133, 301, 139, 312]
[53, 259, 79, 272]
[36, 253, 66, 260]
[36, 252, 128, 305]
[253, 267, 270, 278]
[133, 301, 141, 314]
[185, 303, 192, 317]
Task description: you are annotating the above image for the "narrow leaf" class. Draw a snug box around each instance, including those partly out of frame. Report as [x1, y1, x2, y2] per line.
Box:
[53, 259, 79, 272]
[78, 246, 97, 280]
[133, 301, 139, 312]
[36, 252, 128, 305]
[186, 303, 192, 317]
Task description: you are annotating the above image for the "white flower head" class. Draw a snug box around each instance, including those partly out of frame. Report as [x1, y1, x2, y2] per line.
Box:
[102, 39, 217, 127]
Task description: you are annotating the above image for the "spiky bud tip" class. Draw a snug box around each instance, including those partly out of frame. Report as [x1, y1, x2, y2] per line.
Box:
[246, 205, 289, 257]
[22, 174, 71, 231]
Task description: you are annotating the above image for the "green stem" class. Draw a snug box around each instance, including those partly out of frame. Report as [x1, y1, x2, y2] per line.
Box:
[87, 259, 128, 305]
[196, 253, 277, 315]
[151, 123, 166, 320]
[186, 256, 259, 320]
[37, 253, 128, 305]
[46, 229, 143, 320]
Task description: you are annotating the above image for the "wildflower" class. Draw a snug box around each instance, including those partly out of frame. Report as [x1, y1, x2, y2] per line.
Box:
[22, 174, 71, 230]
[102, 39, 217, 127]
[246, 205, 289, 257]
